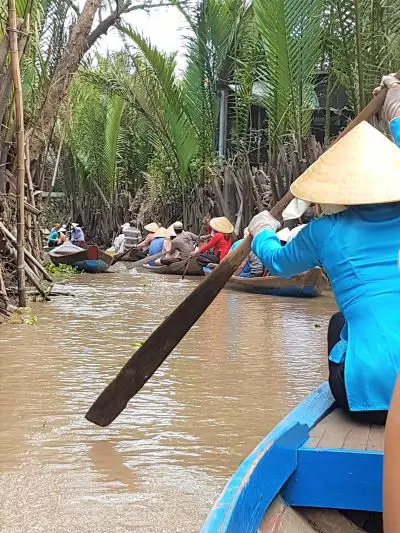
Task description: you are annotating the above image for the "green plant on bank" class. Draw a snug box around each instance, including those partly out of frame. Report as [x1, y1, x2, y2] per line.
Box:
[45, 263, 77, 278]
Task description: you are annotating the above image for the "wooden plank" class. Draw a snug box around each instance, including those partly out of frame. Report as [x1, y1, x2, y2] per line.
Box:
[316, 409, 357, 449]
[259, 498, 317, 533]
[366, 425, 385, 451]
[301, 508, 363, 533]
[282, 448, 383, 512]
[342, 422, 371, 451]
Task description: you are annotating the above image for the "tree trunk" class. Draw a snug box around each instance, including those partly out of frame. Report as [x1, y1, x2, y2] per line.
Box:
[8, 0, 26, 307]
[29, 0, 101, 164]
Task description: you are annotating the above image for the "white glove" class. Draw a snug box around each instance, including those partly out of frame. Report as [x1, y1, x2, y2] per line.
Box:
[373, 74, 400, 95]
[373, 74, 400, 123]
[248, 211, 280, 237]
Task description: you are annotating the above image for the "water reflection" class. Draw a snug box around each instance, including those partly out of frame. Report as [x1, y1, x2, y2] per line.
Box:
[0, 270, 337, 532]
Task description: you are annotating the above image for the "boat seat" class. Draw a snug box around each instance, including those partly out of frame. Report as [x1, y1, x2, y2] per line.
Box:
[281, 409, 384, 513]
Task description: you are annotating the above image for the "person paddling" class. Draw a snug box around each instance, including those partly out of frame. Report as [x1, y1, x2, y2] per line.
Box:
[136, 222, 160, 252]
[196, 217, 234, 267]
[160, 221, 198, 265]
[248, 75, 400, 425]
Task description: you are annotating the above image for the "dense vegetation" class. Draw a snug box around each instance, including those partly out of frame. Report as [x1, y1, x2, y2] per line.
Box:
[1, 0, 400, 307]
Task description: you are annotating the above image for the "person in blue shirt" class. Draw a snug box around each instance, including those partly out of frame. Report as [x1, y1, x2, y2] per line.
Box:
[47, 226, 59, 247]
[248, 75, 400, 425]
[230, 229, 264, 277]
[147, 227, 167, 265]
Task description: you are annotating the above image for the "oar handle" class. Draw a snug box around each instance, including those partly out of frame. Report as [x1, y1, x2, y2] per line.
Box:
[270, 71, 400, 220]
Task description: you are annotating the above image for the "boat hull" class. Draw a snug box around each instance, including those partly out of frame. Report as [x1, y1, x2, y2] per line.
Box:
[139, 256, 204, 276]
[203, 382, 384, 532]
[49, 246, 113, 273]
[203, 267, 326, 297]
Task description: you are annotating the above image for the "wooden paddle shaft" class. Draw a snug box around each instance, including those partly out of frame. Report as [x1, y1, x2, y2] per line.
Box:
[270, 73, 400, 219]
[86, 74, 395, 427]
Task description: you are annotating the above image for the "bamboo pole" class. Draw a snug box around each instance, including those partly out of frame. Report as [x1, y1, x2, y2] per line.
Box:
[0, 221, 53, 282]
[8, 0, 26, 307]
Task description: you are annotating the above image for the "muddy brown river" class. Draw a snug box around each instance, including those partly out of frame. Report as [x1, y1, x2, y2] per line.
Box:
[0, 267, 337, 532]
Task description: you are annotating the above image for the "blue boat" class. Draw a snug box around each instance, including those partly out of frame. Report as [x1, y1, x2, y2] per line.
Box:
[49, 245, 113, 273]
[203, 382, 384, 532]
[203, 267, 326, 298]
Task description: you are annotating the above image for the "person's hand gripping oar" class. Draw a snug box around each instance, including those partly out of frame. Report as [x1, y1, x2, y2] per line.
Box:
[86, 70, 400, 427]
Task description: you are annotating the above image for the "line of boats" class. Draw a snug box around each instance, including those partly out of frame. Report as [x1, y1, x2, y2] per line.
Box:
[47, 245, 328, 298]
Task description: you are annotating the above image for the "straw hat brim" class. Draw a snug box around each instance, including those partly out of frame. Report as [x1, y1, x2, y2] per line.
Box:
[154, 227, 167, 238]
[144, 222, 160, 233]
[290, 121, 400, 205]
[210, 217, 234, 234]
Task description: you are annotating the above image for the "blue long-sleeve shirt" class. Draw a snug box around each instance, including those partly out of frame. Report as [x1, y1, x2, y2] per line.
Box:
[252, 119, 400, 412]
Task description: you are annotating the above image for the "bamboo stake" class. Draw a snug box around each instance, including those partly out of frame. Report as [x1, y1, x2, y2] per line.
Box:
[0, 221, 53, 282]
[8, 0, 26, 307]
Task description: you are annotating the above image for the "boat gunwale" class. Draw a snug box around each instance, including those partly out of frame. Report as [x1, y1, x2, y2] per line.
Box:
[201, 382, 335, 532]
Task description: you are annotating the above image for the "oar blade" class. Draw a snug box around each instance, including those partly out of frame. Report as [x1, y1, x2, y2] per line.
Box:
[85, 236, 252, 426]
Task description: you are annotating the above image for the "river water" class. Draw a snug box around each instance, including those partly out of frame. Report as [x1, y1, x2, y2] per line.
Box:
[0, 267, 337, 532]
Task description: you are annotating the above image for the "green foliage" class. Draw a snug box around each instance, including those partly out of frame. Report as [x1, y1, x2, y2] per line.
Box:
[254, 0, 324, 154]
[45, 263, 76, 277]
[326, 0, 400, 113]
[55, 0, 400, 227]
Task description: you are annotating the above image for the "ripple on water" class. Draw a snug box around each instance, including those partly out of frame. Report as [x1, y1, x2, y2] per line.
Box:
[0, 269, 337, 532]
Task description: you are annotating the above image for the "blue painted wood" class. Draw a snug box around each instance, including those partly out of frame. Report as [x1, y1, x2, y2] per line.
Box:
[202, 382, 334, 533]
[281, 447, 383, 512]
[73, 259, 109, 273]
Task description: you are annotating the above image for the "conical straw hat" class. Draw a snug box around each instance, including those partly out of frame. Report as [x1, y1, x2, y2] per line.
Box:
[144, 222, 159, 233]
[210, 217, 234, 234]
[154, 227, 167, 238]
[290, 121, 400, 205]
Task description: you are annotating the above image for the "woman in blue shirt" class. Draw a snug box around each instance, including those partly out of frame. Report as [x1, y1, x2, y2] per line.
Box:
[248, 76, 400, 425]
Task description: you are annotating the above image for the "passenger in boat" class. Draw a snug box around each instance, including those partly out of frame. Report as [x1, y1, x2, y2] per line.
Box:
[160, 222, 198, 265]
[147, 227, 167, 265]
[196, 217, 234, 266]
[113, 224, 128, 254]
[47, 225, 60, 247]
[248, 75, 400, 425]
[71, 223, 85, 247]
[57, 227, 69, 245]
[230, 228, 264, 278]
[136, 222, 160, 251]
[123, 221, 141, 249]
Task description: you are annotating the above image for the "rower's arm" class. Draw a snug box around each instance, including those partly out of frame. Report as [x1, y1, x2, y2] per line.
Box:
[252, 218, 329, 278]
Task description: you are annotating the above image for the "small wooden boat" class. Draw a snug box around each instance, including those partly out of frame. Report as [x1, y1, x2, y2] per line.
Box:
[49, 245, 113, 273]
[139, 256, 204, 276]
[203, 382, 384, 532]
[110, 247, 147, 265]
[203, 267, 326, 297]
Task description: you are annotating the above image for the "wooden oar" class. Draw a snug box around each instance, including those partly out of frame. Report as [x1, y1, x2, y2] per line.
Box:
[181, 256, 193, 280]
[86, 80, 395, 427]
[110, 247, 146, 266]
[125, 252, 165, 269]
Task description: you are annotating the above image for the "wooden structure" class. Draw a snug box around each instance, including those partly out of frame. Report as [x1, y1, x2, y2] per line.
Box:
[203, 267, 327, 298]
[139, 257, 204, 276]
[202, 382, 384, 532]
[49, 245, 113, 273]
